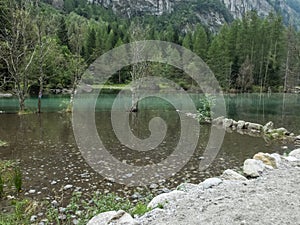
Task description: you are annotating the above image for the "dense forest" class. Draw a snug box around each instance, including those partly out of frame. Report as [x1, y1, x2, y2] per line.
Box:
[1, 0, 300, 111]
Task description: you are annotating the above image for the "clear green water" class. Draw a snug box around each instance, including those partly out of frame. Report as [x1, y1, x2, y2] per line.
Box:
[0, 93, 299, 201]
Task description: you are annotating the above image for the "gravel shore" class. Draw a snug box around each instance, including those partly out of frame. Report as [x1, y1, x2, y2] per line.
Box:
[137, 155, 300, 225]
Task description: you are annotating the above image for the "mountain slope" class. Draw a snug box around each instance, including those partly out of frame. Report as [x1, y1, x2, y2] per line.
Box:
[92, 0, 300, 30]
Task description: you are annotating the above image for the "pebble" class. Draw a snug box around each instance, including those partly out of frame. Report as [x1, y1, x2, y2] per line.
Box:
[64, 184, 73, 190]
[51, 181, 57, 185]
[29, 189, 36, 194]
[30, 215, 37, 222]
[51, 200, 59, 207]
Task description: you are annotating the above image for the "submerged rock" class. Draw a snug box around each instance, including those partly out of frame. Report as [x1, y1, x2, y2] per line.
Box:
[243, 159, 265, 177]
[87, 210, 138, 225]
[221, 169, 247, 181]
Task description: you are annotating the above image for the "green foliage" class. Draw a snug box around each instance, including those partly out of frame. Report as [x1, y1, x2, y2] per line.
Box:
[13, 167, 22, 192]
[0, 175, 3, 198]
[0, 199, 36, 224]
[130, 202, 151, 216]
[0, 140, 8, 147]
[197, 95, 215, 123]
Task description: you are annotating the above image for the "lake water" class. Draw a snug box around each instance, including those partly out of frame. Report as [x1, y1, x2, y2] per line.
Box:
[0, 93, 299, 201]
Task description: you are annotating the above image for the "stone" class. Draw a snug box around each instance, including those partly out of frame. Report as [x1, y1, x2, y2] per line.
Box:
[63, 184, 73, 190]
[30, 215, 37, 222]
[87, 210, 138, 225]
[29, 189, 36, 194]
[243, 159, 265, 177]
[177, 183, 199, 192]
[221, 169, 247, 181]
[271, 153, 282, 166]
[147, 190, 185, 209]
[51, 200, 59, 207]
[295, 135, 300, 140]
[263, 121, 274, 133]
[237, 120, 246, 129]
[247, 122, 263, 131]
[212, 116, 224, 125]
[253, 152, 278, 168]
[149, 183, 159, 189]
[201, 178, 223, 189]
[284, 156, 299, 162]
[288, 149, 300, 159]
[223, 118, 234, 128]
[275, 127, 288, 134]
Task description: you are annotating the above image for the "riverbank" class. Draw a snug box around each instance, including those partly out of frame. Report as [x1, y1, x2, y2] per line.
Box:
[88, 149, 300, 225]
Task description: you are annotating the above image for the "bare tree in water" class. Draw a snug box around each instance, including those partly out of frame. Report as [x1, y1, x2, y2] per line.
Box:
[129, 21, 150, 112]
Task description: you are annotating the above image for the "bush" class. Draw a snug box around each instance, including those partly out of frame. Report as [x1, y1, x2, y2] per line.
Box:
[197, 95, 215, 123]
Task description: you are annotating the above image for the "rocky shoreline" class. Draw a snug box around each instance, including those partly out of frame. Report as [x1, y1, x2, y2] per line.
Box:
[87, 148, 300, 225]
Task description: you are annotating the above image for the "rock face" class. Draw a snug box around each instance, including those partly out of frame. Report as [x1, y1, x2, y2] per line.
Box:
[87, 210, 138, 225]
[221, 0, 273, 19]
[243, 159, 265, 177]
[92, 0, 180, 16]
[92, 0, 300, 30]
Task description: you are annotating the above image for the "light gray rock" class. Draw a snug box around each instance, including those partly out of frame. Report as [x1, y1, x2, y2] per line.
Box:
[221, 169, 247, 181]
[147, 190, 186, 209]
[201, 178, 223, 189]
[30, 215, 37, 222]
[177, 183, 199, 192]
[237, 120, 246, 129]
[212, 116, 224, 125]
[63, 184, 73, 190]
[247, 122, 263, 131]
[253, 152, 278, 168]
[223, 118, 234, 128]
[284, 156, 299, 162]
[288, 149, 300, 159]
[263, 121, 274, 133]
[271, 153, 282, 166]
[243, 159, 265, 177]
[275, 127, 288, 134]
[87, 210, 138, 225]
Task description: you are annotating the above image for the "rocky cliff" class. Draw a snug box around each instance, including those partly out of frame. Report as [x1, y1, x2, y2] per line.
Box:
[91, 0, 300, 30]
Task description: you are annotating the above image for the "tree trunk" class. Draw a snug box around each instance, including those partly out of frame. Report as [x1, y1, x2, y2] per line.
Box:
[38, 77, 43, 113]
[130, 86, 139, 112]
[18, 94, 26, 112]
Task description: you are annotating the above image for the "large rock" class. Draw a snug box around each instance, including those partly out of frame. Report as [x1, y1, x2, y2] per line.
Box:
[87, 210, 138, 225]
[147, 190, 185, 209]
[289, 149, 300, 159]
[253, 152, 278, 168]
[223, 118, 234, 128]
[212, 116, 224, 125]
[263, 121, 274, 133]
[247, 122, 263, 131]
[243, 159, 265, 177]
[237, 120, 246, 130]
[200, 178, 223, 189]
[177, 183, 199, 192]
[221, 169, 247, 181]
